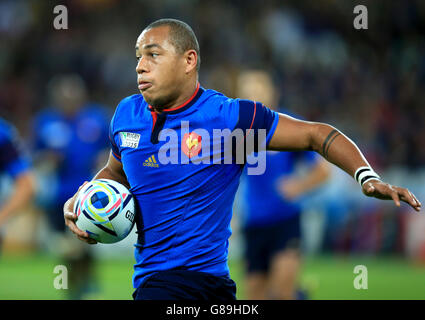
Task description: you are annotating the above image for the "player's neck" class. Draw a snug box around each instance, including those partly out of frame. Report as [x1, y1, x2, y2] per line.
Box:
[152, 79, 199, 114]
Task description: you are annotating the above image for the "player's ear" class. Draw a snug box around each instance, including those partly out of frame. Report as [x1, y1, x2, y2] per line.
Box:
[184, 49, 197, 74]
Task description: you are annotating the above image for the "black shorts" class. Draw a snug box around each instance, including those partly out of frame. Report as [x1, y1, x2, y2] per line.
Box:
[132, 269, 237, 300]
[243, 213, 301, 273]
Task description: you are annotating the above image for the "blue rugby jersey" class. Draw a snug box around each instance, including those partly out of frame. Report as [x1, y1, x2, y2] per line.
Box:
[109, 84, 279, 288]
[0, 118, 31, 179]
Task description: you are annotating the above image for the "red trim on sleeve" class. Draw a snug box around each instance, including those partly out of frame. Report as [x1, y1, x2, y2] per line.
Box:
[112, 150, 121, 160]
[246, 101, 257, 136]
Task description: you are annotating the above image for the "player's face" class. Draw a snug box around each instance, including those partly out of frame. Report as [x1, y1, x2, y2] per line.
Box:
[135, 26, 187, 108]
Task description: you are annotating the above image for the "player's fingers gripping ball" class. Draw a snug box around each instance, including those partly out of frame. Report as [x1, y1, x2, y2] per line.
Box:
[73, 179, 136, 243]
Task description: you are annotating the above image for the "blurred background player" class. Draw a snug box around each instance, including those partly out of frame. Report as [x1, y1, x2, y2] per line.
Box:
[0, 118, 35, 253]
[32, 74, 111, 299]
[236, 70, 330, 299]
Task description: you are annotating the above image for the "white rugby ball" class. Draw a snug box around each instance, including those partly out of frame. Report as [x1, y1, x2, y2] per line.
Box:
[73, 179, 135, 244]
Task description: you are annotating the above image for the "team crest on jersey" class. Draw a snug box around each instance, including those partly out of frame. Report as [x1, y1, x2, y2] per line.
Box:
[182, 132, 202, 158]
[119, 132, 140, 149]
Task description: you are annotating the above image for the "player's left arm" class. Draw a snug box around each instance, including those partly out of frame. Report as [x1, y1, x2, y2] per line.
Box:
[268, 113, 421, 211]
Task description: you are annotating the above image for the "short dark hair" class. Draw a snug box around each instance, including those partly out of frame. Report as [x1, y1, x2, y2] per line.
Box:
[145, 18, 201, 71]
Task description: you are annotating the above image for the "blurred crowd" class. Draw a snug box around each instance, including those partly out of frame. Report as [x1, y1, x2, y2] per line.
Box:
[1, 0, 425, 259]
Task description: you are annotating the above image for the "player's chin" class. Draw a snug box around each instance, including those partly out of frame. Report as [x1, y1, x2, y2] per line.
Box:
[140, 90, 155, 102]
[144, 94, 167, 109]
[139, 88, 151, 96]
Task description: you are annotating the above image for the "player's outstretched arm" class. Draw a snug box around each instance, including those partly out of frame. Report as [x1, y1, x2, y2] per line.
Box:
[268, 113, 422, 212]
[63, 151, 129, 244]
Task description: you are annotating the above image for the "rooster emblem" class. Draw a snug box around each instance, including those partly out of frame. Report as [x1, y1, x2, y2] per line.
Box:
[182, 132, 202, 158]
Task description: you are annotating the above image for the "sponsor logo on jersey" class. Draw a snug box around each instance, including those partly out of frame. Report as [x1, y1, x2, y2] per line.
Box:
[143, 154, 159, 167]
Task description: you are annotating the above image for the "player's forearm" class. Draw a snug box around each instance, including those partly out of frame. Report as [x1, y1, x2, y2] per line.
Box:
[92, 165, 130, 189]
[88, 151, 130, 189]
[310, 123, 372, 178]
[269, 115, 373, 181]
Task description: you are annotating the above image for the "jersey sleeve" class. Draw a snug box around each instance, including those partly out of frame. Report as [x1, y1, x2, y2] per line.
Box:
[109, 112, 121, 162]
[231, 99, 279, 149]
[108, 95, 142, 162]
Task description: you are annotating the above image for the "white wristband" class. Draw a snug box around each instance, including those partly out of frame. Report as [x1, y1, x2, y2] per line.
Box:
[354, 166, 381, 186]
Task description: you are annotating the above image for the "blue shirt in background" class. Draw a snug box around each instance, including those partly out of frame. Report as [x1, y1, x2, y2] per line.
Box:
[240, 149, 319, 228]
[33, 104, 110, 205]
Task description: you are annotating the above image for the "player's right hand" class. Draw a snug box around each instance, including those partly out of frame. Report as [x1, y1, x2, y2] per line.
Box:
[63, 181, 98, 244]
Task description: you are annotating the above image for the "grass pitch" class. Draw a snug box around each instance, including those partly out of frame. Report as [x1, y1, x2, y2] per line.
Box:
[0, 253, 424, 300]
